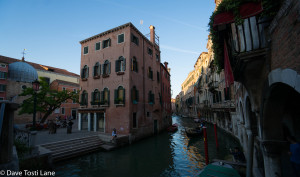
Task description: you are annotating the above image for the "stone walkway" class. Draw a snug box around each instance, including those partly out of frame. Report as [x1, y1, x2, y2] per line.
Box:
[17, 120, 113, 145]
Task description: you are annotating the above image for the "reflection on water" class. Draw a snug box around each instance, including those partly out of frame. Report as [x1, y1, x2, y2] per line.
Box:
[55, 115, 241, 177]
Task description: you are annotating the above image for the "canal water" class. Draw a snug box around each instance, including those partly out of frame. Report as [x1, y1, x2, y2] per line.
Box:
[55, 115, 241, 177]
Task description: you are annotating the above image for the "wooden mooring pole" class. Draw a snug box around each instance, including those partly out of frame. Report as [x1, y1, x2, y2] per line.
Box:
[213, 123, 219, 148]
[203, 127, 209, 165]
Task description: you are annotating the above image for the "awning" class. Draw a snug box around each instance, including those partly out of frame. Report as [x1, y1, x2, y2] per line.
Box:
[213, 2, 263, 27]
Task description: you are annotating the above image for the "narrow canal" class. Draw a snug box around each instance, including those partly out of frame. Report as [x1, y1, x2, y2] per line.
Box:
[55, 115, 241, 177]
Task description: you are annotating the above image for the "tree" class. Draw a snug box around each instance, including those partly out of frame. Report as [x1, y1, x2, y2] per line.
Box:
[19, 78, 79, 123]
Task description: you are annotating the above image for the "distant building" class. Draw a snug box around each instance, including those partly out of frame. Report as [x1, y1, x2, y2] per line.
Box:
[78, 23, 170, 141]
[0, 55, 79, 123]
[0, 60, 9, 100]
[160, 62, 172, 127]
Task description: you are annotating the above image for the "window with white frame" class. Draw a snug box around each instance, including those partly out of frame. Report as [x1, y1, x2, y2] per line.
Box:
[61, 107, 65, 115]
[118, 33, 124, 44]
[81, 65, 89, 79]
[83, 46, 88, 54]
[102, 60, 111, 76]
[115, 56, 126, 72]
[95, 42, 101, 51]
[93, 62, 101, 77]
[102, 38, 111, 49]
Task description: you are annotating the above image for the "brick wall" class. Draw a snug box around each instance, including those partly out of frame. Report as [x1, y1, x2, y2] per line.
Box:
[270, 0, 300, 73]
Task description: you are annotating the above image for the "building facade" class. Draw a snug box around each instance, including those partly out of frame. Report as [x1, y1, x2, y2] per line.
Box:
[0, 55, 80, 123]
[78, 23, 171, 141]
[160, 62, 172, 127]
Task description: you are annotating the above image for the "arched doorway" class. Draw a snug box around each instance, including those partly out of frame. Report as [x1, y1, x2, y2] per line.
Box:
[261, 83, 300, 177]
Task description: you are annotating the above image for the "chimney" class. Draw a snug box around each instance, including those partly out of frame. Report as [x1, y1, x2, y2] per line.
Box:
[164, 62, 168, 70]
[149, 25, 155, 43]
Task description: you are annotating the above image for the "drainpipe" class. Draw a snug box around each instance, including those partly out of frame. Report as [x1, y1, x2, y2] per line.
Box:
[143, 38, 145, 118]
[246, 129, 254, 177]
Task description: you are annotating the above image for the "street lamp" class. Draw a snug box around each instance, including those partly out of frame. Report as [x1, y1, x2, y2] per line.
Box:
[32, 80, 40, 129]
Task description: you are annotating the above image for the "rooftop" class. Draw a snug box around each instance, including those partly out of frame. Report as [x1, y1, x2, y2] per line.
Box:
[0, 55, 79, 77]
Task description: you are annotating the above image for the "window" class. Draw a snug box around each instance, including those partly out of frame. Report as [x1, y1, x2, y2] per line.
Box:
[63, 87, 66, 91]
[133, 112, 137, 128]
[147, 47, 153, 56]
[102, 38, 111, 49]
[0, 84, 6, 92]
[131, 86, 139, 103]
[115, 56, 126, 73]
[147, 112, 150, 117]
[95, 42, 101, 51]
[224, 87, 231, 100]
[101, 88, 110, 105]
[148, 67, 153, 80]
[118, 33, 124, 44]
[93, 62, 101, 77]
[0, 72, 7, 79]
[61, 108, 65, 115]
[114, 86, 125, 104]
[131, 57, 138, 72]
[80, 90, 88, 106]
[91, 89, 101, 105]
[83, 46, 88, 54]
[157, 71, 160, 83]
[102, 60, 111, 76]
[81, 65, 89, 79]
[148, 91, 155, 104]
[131, 33, 139, 45]
[54, 108, 60, 113]
[156, 54, 160, 62]
[0, 64, 6, 68]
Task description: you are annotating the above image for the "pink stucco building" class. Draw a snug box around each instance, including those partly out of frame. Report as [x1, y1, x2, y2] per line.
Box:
[78, 23, 170, 141]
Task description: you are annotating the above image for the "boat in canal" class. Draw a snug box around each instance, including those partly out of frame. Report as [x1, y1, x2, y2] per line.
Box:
[167, 123, 178, 132]
[198, 162, 241, 177]
[185, 127, 203, 137]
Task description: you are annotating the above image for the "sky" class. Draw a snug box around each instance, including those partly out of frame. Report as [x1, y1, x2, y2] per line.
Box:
[0, 0, 215, 98]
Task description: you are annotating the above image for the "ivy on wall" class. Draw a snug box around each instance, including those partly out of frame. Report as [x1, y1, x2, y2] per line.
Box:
[208, 0, 282, 72]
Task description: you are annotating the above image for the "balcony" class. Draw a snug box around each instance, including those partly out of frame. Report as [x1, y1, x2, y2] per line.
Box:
[208, 81, 219, 93]
[213, 2, 270, 81]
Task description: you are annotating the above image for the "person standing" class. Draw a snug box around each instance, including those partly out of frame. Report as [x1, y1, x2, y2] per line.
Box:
[67, 120, 74, 134]
[287, 136, 300, 177]
[111, 128, 117, 142]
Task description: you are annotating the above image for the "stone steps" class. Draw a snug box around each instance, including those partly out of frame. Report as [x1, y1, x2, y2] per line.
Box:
[40, 135, 106, 162]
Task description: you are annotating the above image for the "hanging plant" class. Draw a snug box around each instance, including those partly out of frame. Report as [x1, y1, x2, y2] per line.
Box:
[208, 0, 282, 72]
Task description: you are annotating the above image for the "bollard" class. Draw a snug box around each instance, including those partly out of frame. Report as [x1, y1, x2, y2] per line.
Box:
[203, 126, 209, 165]
[214, 123, 219, 148]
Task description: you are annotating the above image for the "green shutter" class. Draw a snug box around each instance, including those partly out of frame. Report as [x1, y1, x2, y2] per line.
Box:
[87, 67, 89, 78]
[114, 89, 118, 104]
[115, 60, 118, 72]
[108, 90, 110, 105]
[109, 38, 111, 46]
[108, 62, 111, 74]
[100, 91, 104, 103]
[123, 58, 126, 71]
[136, 62, 138, 72]
[123, 89, 125, 103]
[91, 92, 94, 104]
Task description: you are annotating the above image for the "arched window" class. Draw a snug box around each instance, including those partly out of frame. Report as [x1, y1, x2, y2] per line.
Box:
[101, 88, 110, 105]
[131, 86, 139, 103]
[80, 90, 88, 106]
[114, 86, 125, 104]
[81, 65, 89, 79]
[131, 57, 138, 72]
[93, 62, 101, 77]
[115, 56, 126, 73]
[91, 89, 100, 105]
[102, 60, 111, 76]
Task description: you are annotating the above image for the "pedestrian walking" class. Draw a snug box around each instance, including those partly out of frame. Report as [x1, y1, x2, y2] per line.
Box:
[48, 120, 54, 134]
[287, 136, 300, 177]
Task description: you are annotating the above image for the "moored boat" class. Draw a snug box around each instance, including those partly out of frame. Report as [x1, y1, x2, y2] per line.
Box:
[167, 123, 178, 132]
[198, 162, 241, 177]
[185, 127, 203, 137]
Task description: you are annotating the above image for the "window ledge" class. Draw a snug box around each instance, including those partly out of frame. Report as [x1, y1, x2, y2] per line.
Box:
[102, 74, 109, 78]
[93, 76, 100, 79]
[115, 104, 125, 107]
[117, 71, 125, 75]
[81, 78, 88, 81]
[100, 104, 109, 107]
